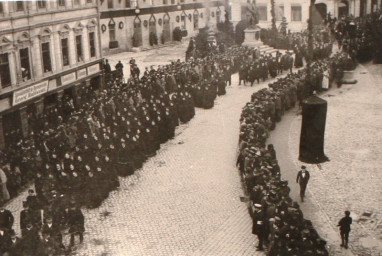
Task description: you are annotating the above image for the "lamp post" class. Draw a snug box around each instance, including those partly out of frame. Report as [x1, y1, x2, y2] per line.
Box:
[177, 1, 181, 10]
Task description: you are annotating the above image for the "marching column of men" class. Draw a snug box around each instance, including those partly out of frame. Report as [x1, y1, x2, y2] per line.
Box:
[237, 52, 351, 255]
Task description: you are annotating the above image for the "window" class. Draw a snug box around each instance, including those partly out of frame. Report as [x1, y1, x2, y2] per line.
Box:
[108, 0, 113, 8]
[171, 0, 175, 4]
[193, 13, 199, 30]
[149, 0, 153, 5]
[76, 35, 83, 62]
[163, 0, 168, 4]
[74, 0, 80, 5]
[291, 6, 302, 21]
[87, 0, 93, 3]
[89, 32, 96, 57]
[180, 0, 185, 3]
[16, 1, 24, 11]
[37, 0, 46, 8]
[258, 6, 267, 21]
[0, 53, 11, 88]
[125, 0, 130, 8]
[216, 9, 221, 23]
[276, 5, 284, 21]
[41, 42, 52, 73]
[19, 48, 31, 81]
[0, 3, 3, 14]
[181, 13, 186, 30]
[61, 38, 69, 66]
[109, 23, 116, 41]
[57, 0, 66, 7]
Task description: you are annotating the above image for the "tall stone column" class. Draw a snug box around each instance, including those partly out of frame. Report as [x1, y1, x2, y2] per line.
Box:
[8, 52, 18, 86]
[32, 37, 43, 78]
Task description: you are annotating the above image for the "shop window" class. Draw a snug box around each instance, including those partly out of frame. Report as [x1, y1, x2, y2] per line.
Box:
[291, 5, 302, 21]
[37, 0, 46, 8]
[258, 6, 267, 21]
[76, 35, 83, 62]
[41, 42, 52, 73]
[57, 0, 66, 7]
[16, 1, 24, 11]
[61, 38, 69, 66]
[0, 53, 11, 88]
[19, 48, 31, 81]
[89, 32, 96, 57]
[276, 5, 284, 21]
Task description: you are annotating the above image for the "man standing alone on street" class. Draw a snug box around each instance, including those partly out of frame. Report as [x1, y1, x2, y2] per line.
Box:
[296, 165, 310, 202]
[338, 211, 352, 249]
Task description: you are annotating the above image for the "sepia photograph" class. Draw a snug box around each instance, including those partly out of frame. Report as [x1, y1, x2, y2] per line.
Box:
[0, 0, 381, 255]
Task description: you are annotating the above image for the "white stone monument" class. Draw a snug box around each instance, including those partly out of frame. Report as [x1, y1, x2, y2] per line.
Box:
[242, 25, 263, 48]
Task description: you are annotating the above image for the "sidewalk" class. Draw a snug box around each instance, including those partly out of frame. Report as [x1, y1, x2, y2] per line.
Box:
[269, 63, 382, 256]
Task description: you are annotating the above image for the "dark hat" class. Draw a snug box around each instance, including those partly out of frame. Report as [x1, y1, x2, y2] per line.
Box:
[301, 165, 306, 169]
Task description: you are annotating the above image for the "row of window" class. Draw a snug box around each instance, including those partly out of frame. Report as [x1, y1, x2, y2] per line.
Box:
[107, 0, 195, 9]
[255, 5, 302, 22]
[0, 32, 96, 89]
[0, 0, 93, 14]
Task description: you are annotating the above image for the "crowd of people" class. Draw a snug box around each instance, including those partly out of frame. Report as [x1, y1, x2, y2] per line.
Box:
[236, 48, 351, 254]
[333, 11, 382, 63]
[0, 37, 301, 255]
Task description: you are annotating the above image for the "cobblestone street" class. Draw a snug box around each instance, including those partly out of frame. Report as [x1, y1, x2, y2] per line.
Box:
[269, 63, 382, 256]
[73, 73, 273, 256]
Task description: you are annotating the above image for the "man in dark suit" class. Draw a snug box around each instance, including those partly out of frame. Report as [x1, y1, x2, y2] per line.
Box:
[338, 211, 352, 249]
[296, 165, 310, 202]
[0, 207, 14, 230]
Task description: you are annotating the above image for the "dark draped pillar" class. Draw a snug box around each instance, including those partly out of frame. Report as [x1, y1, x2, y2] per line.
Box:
[299, 95, 329, 163]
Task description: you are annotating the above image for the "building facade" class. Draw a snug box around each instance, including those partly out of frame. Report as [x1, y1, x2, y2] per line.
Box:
[229, 0, 382, 32]
[99, 0, 225, 55]
[0, 0, 103, 148]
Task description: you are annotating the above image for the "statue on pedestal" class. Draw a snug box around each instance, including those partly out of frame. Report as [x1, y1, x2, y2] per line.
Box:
[247, 1, 259, 28]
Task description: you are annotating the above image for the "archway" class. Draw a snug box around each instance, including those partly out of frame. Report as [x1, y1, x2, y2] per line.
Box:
[338, 1, 349, 18]
[163, 14, 171, 43]
[133, 16, 142, 47]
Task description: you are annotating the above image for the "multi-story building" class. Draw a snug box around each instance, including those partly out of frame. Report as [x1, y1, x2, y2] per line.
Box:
[0, 0, 103, 148]
[99, 0, 225, 55]
[229, 0, 382, 32]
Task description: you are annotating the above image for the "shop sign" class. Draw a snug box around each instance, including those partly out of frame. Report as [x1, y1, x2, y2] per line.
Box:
[77, 68, 87, 79]
[87, 64, 100, 75]
[13, 81, 48, 106]
[61, 72, 76, 86]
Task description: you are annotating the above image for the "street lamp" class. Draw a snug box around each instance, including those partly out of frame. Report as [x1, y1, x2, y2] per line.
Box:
[177, 1, 181, 10]
[135, 5, 140, 14]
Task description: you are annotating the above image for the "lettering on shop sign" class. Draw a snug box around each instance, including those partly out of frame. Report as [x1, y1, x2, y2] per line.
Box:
[13, 81, 49, 106]
[77, 69, 87, 79]
[61, 72, 76, 86]
[87, 64, 100, 75]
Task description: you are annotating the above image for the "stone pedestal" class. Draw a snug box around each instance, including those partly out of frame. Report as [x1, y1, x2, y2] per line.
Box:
[242, 27, 263, 48]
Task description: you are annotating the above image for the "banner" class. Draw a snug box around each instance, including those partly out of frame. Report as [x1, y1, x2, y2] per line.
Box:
[13, 81, 48, 106]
